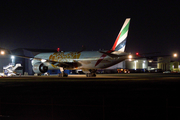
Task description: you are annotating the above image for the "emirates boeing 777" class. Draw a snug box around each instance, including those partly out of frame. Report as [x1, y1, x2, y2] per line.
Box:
[1, 18, 131, 77]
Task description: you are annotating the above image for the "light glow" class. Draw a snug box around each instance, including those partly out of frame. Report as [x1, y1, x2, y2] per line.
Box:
[41, 59, 47, 63]
[128, 55, 132, 59]
[173, 53, 177, 57]
[143, 63, 145, 68]
[136, 52, 139, 56]
[1, 51, 5, 55]
[134, 60, 138, 70]
[11, 55, 15, 59]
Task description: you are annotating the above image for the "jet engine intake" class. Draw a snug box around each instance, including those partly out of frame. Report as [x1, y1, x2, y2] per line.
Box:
[32, 62, 48, 74]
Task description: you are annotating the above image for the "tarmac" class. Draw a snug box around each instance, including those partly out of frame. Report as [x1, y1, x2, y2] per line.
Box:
[0, 73, 180, 120]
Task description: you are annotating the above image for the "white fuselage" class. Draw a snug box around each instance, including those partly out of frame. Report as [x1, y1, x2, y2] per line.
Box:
[31, 51, 128, 71]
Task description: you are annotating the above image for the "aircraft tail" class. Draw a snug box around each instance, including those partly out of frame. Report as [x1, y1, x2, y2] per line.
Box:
[111, 18, 131, 52]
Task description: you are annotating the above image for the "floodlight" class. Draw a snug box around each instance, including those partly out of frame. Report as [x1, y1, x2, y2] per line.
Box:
[41, 59, 47, 63]
[128, 55, 132, 59]
[11, 55, 15, 59]
[173, 53, 177, 57]
[1, 51, 5, 55]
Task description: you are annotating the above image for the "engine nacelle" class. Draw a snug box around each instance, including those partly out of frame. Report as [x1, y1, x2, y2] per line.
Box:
[32, 62, 48, 74]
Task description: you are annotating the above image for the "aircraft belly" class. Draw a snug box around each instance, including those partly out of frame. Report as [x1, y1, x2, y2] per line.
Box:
[78, 59, 110, 69]
[77, 55, 126, 69]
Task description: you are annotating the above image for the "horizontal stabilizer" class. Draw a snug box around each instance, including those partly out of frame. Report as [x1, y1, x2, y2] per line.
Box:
[99, 51, 128, 58]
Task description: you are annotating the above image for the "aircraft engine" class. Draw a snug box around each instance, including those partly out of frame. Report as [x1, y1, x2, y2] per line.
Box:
[32, 62, 48, 74]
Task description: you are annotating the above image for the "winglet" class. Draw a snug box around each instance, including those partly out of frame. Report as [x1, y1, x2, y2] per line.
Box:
[111, 18, 131, 52]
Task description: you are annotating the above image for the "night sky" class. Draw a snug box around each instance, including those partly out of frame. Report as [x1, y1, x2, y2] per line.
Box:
[0, 0, 180, 55]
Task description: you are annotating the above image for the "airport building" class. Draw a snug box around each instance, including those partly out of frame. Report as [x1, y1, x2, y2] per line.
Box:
[170, 61, 180, 72]
[157, 56, 171, 71]
[157, 56, 180, 72]
[107, 58, 148, 73]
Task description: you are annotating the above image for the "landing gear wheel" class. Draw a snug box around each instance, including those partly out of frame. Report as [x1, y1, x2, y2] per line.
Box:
[37, 73, 41, 76]
[86, 73, 96, 77]
[58, 73, 68, 77]
[92, 73, 96, 77]
[86, 73, 91, 77]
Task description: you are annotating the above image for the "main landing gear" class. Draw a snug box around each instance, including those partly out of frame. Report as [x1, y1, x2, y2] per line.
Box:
[58, 67, 68, 77]
[58, 71, 68, 77]
[86, 69, 97, 77]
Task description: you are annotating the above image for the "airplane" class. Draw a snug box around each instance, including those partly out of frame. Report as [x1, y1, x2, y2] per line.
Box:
[0, 18, 131, 77]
